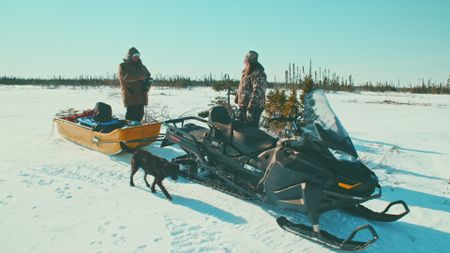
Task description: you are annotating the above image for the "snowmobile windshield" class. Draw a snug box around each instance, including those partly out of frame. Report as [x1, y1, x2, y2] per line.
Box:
[300, 89, 358, 157]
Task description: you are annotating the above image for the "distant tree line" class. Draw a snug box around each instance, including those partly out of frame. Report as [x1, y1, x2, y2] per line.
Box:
[0, 74, 240, 90]
[0, 75, 118, 87]
[1, 63, 448, 94]
[277, 60, 449, 94]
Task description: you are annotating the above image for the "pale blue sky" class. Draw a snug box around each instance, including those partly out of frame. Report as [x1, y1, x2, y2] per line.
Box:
[1, 0, 449, 85]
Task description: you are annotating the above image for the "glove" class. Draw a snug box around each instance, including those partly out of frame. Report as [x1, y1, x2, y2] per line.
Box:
[247, 108, 253, 122]
[237, 107, 247, 121]
[142, 77, 153, 92]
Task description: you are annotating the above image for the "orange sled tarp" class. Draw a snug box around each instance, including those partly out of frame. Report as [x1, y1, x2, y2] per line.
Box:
[53, 117, 162, 155]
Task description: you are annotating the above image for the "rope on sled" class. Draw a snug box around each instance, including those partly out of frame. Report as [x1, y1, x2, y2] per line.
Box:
[48, 120, 55, 139]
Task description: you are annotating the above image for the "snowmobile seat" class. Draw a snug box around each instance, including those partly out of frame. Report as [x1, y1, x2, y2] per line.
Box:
[209, 106, 233, 138]
[208, 106, 277, 155]
[232, 125, 277, 155]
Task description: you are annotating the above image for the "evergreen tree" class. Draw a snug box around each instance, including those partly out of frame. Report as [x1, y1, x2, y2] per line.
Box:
[263, 89, 289, 134]
[300, 76, 315, 108]
[265, 89, 287, 117]
[283, 88, 301, 118]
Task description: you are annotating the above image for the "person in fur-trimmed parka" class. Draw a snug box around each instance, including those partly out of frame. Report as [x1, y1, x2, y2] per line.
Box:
[118, 47, 151, 121]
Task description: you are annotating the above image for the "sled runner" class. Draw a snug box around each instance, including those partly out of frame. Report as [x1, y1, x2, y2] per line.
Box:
[54, 110, 162, 155]
[162, 89, 410, 251]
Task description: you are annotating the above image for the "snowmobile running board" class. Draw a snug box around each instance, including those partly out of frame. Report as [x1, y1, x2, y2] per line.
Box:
[277, 217, 378, 251]
[345, 200, 410, 222]
[178, 170, 256, 200]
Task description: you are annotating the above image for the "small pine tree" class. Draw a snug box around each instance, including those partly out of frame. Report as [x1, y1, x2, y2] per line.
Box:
[283, 88, 301, 118]
[265, 89, 281, 118]
[300, 76, 315, 106]
[299, 76, 315, 118]
[264, 89, 287, 119]
[263, 89, 290, 134]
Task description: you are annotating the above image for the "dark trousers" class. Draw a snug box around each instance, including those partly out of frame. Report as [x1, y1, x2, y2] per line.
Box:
[126, 104, 145, 121]
[238, 107, 264, 128]
[248, 107, 264, 127]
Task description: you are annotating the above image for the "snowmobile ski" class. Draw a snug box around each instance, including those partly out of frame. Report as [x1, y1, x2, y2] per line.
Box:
[345, 200, 410, 222]
[276, 216, 378, 251]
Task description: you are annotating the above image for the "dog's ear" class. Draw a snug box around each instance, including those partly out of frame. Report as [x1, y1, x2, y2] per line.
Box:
[171, 158, 181, 164]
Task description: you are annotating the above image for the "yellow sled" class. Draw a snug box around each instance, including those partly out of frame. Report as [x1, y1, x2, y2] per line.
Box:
[53, 117, 162, 155]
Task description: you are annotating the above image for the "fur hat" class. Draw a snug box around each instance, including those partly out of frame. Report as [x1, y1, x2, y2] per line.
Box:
[245, 50, 258, 63]
[128, 47, 140, 56]
[125, 47, 140, 61]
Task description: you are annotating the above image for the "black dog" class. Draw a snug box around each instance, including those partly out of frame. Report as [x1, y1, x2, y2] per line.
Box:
[120, 142, 179, 201]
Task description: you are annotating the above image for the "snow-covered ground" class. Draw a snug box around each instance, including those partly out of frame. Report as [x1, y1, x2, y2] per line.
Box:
[0, 85, 449, 253]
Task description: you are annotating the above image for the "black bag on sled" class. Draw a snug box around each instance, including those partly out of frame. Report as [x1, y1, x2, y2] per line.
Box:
[93, 102, 112, 122]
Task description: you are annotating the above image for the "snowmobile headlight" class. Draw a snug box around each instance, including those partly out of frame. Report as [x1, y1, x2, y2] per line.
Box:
[328, 148, 357, 163]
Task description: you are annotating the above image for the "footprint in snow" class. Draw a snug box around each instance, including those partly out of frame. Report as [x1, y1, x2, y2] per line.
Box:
[112, 235, 126, 245]
[97, 221, 111, 234]
[89, 241, 103, 246]
[132, 245, 148, 253]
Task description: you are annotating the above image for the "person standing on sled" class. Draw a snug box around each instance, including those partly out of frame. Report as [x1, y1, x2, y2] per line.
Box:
[235, 50, 267, 127]
[118, 47, 152, 122]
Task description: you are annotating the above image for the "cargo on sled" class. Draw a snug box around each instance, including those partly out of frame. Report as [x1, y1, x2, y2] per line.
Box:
[53, 102, 162, 155]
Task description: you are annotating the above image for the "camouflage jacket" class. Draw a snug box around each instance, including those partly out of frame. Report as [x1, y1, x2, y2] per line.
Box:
[237, 69, 267, 109]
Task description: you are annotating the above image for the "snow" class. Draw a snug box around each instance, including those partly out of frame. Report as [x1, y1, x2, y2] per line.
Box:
[0, 85, 449, 253]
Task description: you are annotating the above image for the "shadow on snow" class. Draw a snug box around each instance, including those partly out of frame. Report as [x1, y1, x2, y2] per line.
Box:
[352, 137, 446, 156]
[133, 185, 247, 225]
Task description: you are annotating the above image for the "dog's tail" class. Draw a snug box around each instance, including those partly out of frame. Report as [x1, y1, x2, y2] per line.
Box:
[120, 142, 137, 153]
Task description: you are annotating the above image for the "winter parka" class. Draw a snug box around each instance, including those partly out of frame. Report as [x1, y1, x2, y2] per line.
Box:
[118, 60, 151, 107]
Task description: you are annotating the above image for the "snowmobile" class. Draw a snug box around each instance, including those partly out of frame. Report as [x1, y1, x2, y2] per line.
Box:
[161, 89, 409, 251]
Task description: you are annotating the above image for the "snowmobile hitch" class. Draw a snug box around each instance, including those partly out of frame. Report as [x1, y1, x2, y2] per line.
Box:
[94, 135, 166, 144]
[277, 216, 379, 251]
[346, 200, 410, 222]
